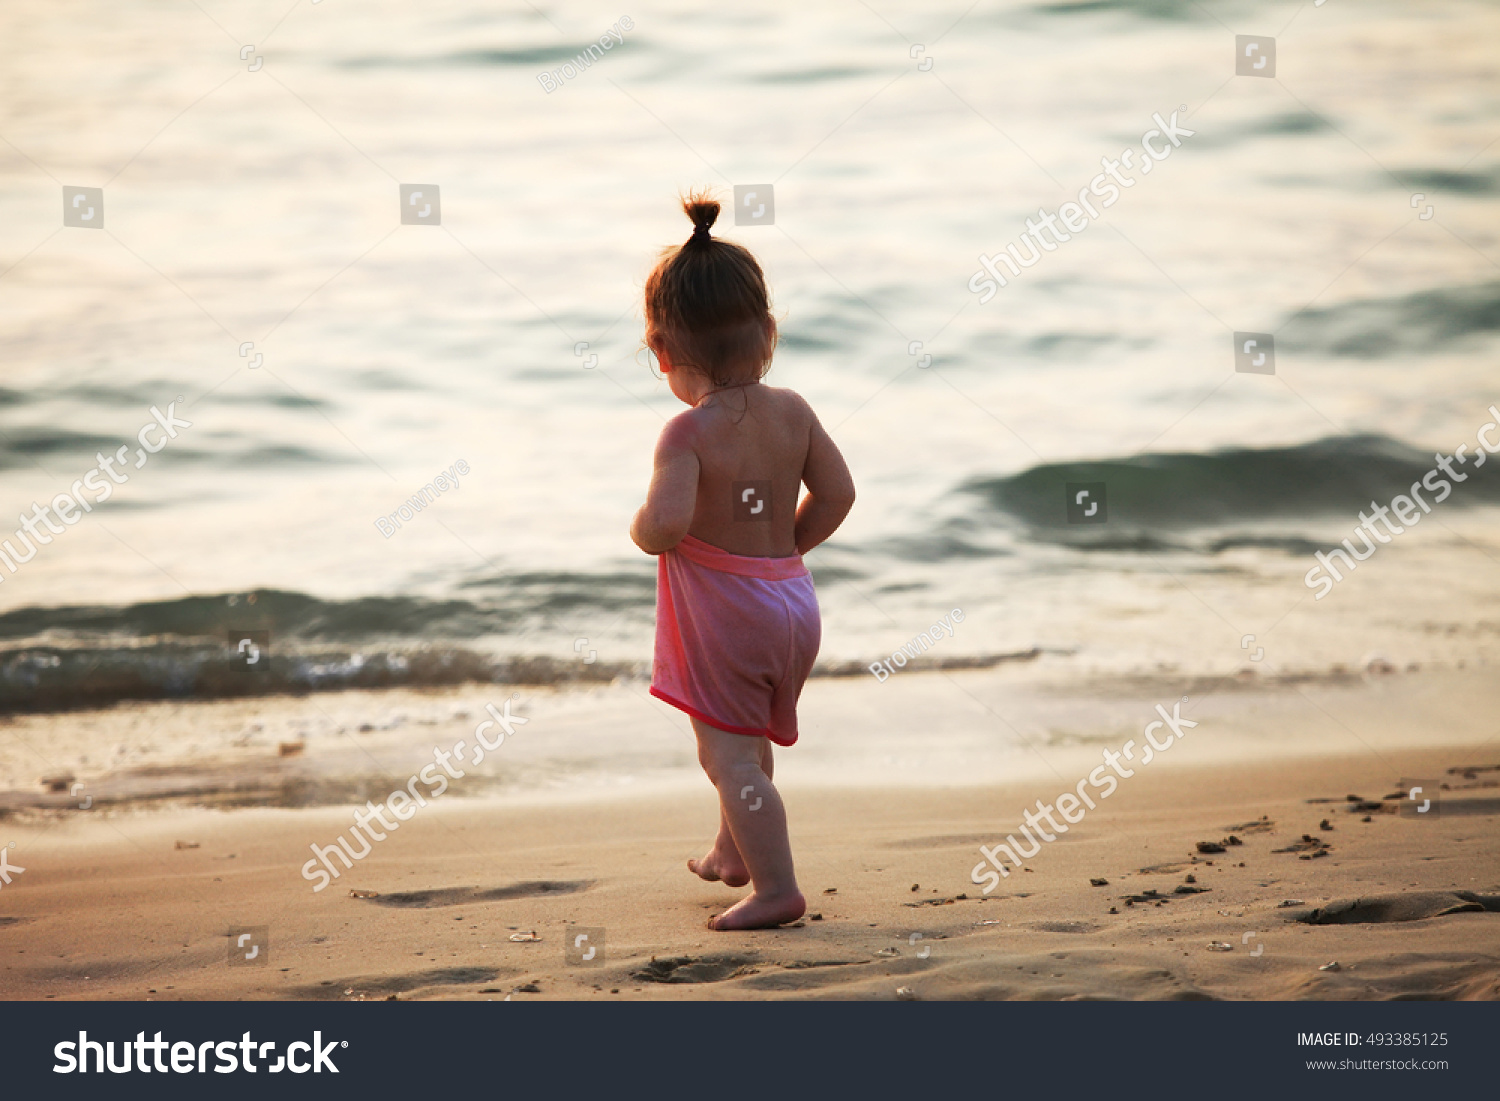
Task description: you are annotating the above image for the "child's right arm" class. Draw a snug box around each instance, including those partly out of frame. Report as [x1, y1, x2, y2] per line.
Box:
[794, 412, 855, 555]
[630, 417, 700, 555]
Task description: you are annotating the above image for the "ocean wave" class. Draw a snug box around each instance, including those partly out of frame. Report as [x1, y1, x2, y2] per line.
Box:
[336, 46, 594, 69]
[1029, 0, 1201, 20]
[0, 588, 555, 644]
[0, 435, 342, 473]
[0, 634, 1428, 717]
[0, 428, 118, 468]
[748, 66, 878, 84]
[0, 643, 628, 714]
[1191, 112, 1330, 148]
[1280, 279, 1500, 358]
[963, 434, 1500, 537]
[0, 635, 1061, 714]
[0, 556, 855, 657]
[1399, 167, 1500, 195]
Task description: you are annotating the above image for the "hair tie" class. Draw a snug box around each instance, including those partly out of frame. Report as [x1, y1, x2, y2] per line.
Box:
[691, 224, 712, 244]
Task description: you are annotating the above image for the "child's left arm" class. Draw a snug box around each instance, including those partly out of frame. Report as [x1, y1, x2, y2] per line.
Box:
[630, 417, 700, 555]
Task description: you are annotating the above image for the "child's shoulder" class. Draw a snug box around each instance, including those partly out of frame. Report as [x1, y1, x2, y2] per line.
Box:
[759, 384, 816, 419]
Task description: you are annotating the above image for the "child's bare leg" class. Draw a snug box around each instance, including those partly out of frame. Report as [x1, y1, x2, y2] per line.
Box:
[687, 734, 774, 888]
[690, 718, 804, 930]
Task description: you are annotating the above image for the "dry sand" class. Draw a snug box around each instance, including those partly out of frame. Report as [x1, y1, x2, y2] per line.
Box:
[1, 667, 1497, 1000]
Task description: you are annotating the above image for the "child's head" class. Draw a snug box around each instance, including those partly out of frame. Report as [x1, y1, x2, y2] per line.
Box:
[644, 191, 777, 390]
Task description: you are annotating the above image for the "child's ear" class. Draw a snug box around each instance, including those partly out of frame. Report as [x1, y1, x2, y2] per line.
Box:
[648, 334, 674, 372]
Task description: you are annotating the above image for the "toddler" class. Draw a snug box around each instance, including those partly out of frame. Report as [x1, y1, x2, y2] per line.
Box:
[630, 192, 855, 930]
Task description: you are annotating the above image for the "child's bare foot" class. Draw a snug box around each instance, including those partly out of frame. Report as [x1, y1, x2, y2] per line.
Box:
[707, 890, 805, 930]
[687, 849, 750, 888]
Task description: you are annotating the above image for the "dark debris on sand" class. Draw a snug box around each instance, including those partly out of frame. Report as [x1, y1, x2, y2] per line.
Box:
[1273, 834, 1332, 859]
[1195, 836, 1240, 854]
[1120, 886, 1211, 904]
[1222, 815, 1274, 833]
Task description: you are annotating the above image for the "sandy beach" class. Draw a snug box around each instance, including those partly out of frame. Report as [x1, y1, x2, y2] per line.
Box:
[3, 665, 1497, 1001]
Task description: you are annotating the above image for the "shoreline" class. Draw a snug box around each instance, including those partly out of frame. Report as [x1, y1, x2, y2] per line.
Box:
[3, 663, 1497, 810]
[0, 667, 1496, 1001]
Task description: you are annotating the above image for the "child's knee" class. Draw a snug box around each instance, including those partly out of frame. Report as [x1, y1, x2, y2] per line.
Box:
[700, 750, 761, 792]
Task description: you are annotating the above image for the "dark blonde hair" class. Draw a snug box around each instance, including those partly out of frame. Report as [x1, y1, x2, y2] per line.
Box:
[644, 190, 777, 386]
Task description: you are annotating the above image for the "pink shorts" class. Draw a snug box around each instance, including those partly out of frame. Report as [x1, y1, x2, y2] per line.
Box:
[650, 534, 821, 746]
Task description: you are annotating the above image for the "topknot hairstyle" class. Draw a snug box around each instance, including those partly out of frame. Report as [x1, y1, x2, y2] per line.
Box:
[644, 190, 777, 387]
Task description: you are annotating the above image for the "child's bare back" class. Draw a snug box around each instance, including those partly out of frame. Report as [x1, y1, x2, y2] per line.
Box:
[641, 383, 852, 560]
[679, 384, 808, 558]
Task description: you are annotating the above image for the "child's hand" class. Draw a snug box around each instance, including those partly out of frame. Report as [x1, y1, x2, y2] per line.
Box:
[630, 416, 700, 554]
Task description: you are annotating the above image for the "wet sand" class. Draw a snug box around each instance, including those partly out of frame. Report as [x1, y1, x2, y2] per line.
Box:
[1, 667, 1498, 1000]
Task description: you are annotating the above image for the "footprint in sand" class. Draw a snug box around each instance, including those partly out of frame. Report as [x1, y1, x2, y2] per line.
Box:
[355, 880, 594, 909]
[297, 966, 503, 999]
[633, 954, 758, 984]
[1289, 891, 1500, 925]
